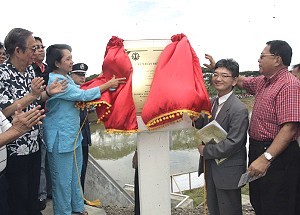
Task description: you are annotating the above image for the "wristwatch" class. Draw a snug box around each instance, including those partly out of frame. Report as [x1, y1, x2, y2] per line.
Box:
[263, 152, 273, 161]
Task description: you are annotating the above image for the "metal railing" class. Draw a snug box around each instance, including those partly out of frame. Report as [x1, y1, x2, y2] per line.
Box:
[170, 171, 204, 193]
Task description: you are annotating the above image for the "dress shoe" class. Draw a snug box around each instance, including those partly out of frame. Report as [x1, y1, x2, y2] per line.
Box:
[39, 199, 46, 211]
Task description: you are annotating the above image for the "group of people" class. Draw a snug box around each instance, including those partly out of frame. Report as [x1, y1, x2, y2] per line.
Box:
[0, 27, 299, 215]
[0, 28, 126, 215]
[195, 41, 300, 215]
[131, 40, 300, 215]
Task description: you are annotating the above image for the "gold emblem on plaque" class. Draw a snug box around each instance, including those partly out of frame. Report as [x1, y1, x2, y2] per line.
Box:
[124, 40, 171, 115]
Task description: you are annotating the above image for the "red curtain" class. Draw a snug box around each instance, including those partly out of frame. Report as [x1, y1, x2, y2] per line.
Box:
[79, 34, 211, 132]
[80, 36, 138, 133]
[141, 33, 211, 129]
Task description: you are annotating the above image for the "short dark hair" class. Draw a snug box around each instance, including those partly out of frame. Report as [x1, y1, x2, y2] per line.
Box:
[266, 40, 292, 66]
[293, 63, 300, 71]
[215, 58, 239, 78]
[0, 42, 4, 49]
[4, 28, 33, 55]
[34, 36, 43, 44]
[45, 44, 72, 72]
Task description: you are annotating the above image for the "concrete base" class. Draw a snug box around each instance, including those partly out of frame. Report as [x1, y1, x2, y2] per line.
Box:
[84, 155, 134, 207]
[136, 114, 193, 215]
[137, 130, 171, 214]
[124, 184, 194, 209]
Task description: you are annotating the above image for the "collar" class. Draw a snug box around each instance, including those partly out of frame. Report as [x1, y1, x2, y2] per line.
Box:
[263, 67, 288, 84]
[4, 60, 32, 77]
[32, 62, 46, 73]
[218, 91, 233, 105]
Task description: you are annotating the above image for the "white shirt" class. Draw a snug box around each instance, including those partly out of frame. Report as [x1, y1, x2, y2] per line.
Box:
[214, 91, 233, 117]
[0, 112, 12, 172]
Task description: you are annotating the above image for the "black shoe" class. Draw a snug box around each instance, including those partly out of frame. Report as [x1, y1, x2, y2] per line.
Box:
[39, 199, 46, 211]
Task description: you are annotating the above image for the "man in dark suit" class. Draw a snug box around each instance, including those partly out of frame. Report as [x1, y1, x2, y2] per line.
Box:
[32, 36, 49, 211]
[195, 58, 249, 215]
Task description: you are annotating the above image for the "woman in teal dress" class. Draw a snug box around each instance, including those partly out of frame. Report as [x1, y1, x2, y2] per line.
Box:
[43, 44, 125, 215]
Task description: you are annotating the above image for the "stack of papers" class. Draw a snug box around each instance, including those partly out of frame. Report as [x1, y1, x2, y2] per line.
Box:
[197, 120, 227, 165]
[238, 171, 267, 187]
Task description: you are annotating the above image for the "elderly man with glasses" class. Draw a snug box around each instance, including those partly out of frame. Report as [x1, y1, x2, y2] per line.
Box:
[237, 40, 300, 215]
[0, 28, 67, 215]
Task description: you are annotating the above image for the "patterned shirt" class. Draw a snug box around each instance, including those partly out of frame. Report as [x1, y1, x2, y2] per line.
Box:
[243, 68, 300, 141]
[0, 111, 11, 172]
[0, 61, 42, 156]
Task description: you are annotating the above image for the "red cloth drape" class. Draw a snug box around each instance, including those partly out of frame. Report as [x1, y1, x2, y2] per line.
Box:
[79, 75, 111, 121]
[141, 33, 211, 129]
[80, 36, 138, 133]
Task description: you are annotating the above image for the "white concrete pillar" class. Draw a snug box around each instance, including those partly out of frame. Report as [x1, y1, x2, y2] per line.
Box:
[136, 115, 192, 215]
[137, 130, 171, 214]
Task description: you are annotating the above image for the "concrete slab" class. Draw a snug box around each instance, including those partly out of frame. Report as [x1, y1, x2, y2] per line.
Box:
[42, 199, 106, 215]
[85, 155, 134, 207]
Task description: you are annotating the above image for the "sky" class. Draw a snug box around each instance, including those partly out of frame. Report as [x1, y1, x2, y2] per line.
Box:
[1, 0, 299, 76]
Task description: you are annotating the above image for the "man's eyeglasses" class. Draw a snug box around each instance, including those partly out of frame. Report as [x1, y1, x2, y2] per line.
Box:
[212, 73, 233, 79]
[259, 53, 276, 59]
[23, 46, 38, 53]
[36, 45, 46, 50]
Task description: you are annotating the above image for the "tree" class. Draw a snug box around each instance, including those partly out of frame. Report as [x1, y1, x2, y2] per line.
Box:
[86, 74, 98, 82]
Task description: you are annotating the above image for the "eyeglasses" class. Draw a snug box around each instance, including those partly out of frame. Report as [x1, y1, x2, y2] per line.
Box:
[212, 73, 233, 79]
[259, 53, 276, 59]
[23, 46, 38, 53]
[36, 45, 45, 50]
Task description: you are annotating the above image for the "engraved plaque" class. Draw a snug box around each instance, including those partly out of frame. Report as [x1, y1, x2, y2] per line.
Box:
[124, 40, 171, 115]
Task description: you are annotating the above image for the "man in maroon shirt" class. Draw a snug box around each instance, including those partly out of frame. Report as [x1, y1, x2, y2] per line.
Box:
[236, 40, 300, 215]
[291, 63, 300, 215]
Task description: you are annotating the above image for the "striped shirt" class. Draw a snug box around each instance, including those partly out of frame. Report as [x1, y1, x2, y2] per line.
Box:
[243, 68, 300, 141]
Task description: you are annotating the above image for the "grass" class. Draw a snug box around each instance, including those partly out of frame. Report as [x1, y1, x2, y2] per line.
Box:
[240, 96, 254, 111]
[183, 181, 250, 207]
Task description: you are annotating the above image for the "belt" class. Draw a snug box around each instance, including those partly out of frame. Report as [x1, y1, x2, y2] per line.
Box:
[250, 139, 298, 149]
[249, 138, 272, 148]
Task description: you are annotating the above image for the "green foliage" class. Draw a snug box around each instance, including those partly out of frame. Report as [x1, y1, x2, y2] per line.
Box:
[183, 186, 205, 207]
[201, 67, 260, 97]
[85, 68, 259, 96]
[242, 183, 249, 195]
[86, 74, 98, 82]
[240, 70, 260, 77]
[201, 67, 212, 74]
[171, 129, 199, 150]
[183, 184, 249, 207]
[240, 97, 254, 110]
[89, 143, 136, 160]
